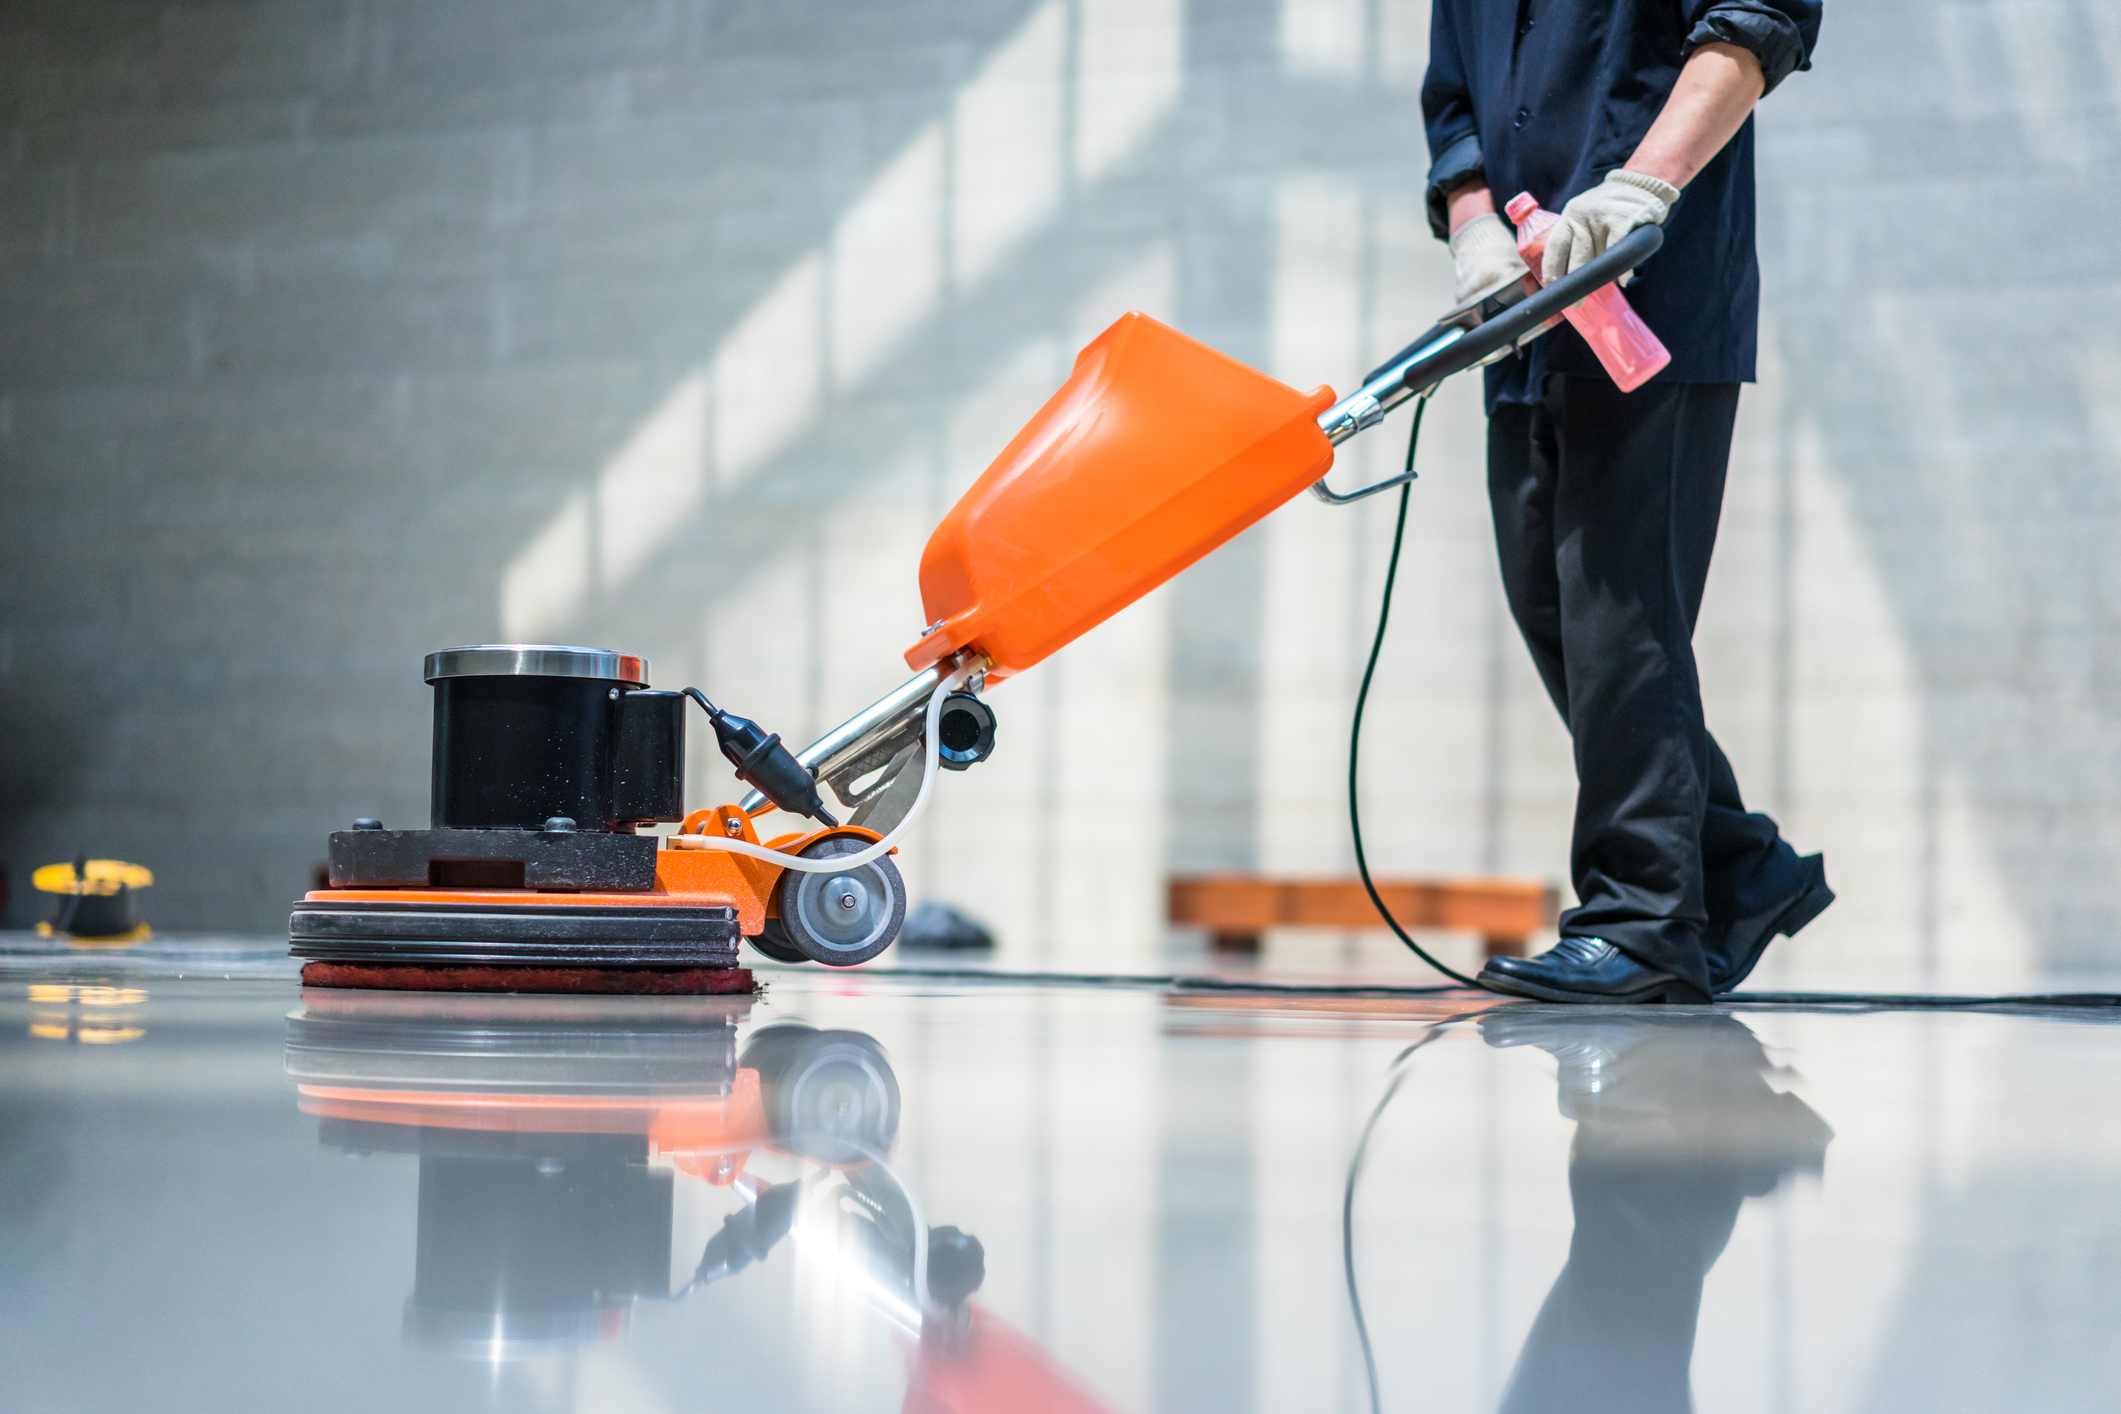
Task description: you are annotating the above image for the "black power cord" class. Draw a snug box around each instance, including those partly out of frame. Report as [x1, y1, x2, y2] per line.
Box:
[681, 687, 839, 825]
[1349, 397, 1491, 991]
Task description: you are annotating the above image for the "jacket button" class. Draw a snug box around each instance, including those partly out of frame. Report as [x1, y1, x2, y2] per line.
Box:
[1512, 107, 1529, 129]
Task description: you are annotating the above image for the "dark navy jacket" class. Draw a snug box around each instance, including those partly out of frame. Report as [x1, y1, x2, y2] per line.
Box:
[1422, 0, 1822, 408]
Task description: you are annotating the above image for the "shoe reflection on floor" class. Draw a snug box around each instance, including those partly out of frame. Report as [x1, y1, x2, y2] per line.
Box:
[1480, 1011, 1833, 1414]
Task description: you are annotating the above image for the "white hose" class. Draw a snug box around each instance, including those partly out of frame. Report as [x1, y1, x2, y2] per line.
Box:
[680, 663, 973, 874]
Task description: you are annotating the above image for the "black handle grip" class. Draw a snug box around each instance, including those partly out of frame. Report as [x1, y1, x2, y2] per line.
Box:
[1396, 224, 1664, 396]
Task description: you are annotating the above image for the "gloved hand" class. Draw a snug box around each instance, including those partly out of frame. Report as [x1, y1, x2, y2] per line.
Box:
[1448, 212, 1529, 306]
[1541, 169, 1681, 285]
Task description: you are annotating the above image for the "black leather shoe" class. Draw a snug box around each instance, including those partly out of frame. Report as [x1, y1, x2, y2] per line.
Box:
[1706, 853, 1834, 994]
[1478, 935, 1707, 1005]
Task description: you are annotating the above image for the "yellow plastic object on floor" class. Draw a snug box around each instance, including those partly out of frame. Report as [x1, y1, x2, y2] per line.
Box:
[32, 860, 153, 895]
[33, 859, 154, 945]
[905, 311, 1336, 682]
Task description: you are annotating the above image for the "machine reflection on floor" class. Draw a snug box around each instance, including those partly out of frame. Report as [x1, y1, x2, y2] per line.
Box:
[281, 989, 1114, 1412]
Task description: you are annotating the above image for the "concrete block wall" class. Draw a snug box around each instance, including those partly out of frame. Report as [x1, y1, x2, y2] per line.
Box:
[3, 0, 2118, 984]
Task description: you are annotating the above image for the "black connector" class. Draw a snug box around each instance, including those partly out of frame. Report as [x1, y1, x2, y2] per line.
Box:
[935, 692, 997, 771]
[682, 689, 839, 826]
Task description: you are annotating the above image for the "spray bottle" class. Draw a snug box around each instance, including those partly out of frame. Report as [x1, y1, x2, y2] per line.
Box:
[1505, 192, 1670, 393]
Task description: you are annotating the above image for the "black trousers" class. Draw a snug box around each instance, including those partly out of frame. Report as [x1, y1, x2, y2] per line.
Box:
[1487, 376, 1804, 996]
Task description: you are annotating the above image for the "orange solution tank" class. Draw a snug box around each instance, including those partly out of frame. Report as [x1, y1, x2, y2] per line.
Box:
[904, 312, 1336, 680]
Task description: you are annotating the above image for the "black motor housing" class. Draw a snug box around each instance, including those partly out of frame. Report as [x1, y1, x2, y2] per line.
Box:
[316, 645, 688, 897]
[426, 645, 683, 833]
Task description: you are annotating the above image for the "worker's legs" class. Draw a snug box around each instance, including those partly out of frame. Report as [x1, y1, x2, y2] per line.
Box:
[1486, 376, 1801, 997]
[1486, 397, 1568, 709]
[1698, 740, 1806, 944]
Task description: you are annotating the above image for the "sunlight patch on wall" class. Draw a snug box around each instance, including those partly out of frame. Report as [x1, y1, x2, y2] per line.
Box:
[2081, 344, 2121, 455]
[831, 126, 947, 386]
[1077, 0, 1183, 181]
[1267, 172, 1363, 385]
[1931, 767, 2035, 987]
[714, 252, 826, 489]
[597, 371, 709, 588]
[1377, 0, 1429, 82]
[1259, 171, 1364, 873]
[1254, 169, 1532, 901]
[500, 0, 1184, 643]
[1279, 0, 1365, 77]
[499, 492, 591, 640]
[1761, 412, 1928, 984]
[953, 1, 1068, 287]
[1041, 241, 1178, 960]
[1066, 239, 1180, 348]
[1280, 0, 1429, 83]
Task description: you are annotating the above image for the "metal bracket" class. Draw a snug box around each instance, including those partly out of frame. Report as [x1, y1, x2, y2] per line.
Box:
[1308, 386, 1438, 505]
[846, 742, 925, 833]
[737, 650, 987, 816]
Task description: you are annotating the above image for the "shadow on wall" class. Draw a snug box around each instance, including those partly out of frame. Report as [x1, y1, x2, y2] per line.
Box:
[1761, 0, 2121, 973]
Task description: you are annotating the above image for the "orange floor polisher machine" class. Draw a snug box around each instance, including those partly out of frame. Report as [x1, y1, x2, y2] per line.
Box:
[290, 229, 1663, 993]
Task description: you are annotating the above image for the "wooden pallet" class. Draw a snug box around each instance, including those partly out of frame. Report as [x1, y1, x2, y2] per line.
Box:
[1167, 874, 1559, 958]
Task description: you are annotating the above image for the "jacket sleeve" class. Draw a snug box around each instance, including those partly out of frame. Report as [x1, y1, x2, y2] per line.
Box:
[1684, 0, 1823, 95]
[1421, 2, 1483, 240]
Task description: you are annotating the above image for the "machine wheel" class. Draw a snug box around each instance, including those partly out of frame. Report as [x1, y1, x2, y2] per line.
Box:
[768, 836, 907, 967]
[749, 918, 809, 963]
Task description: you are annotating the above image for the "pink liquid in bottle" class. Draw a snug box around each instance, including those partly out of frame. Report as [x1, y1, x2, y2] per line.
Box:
[1505, 192, 1670, 393]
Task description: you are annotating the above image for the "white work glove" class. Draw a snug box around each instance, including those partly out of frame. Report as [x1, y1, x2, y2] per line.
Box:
[1542, 169, 1681, 285]
[1448, 212, 1530, 306]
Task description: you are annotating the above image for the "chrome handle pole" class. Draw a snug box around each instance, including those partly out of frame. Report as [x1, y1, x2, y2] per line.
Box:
[736, 653, 982, 815]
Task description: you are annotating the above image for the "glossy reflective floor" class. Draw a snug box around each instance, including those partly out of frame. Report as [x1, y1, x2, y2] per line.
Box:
[3, 956, 2119, 1412]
